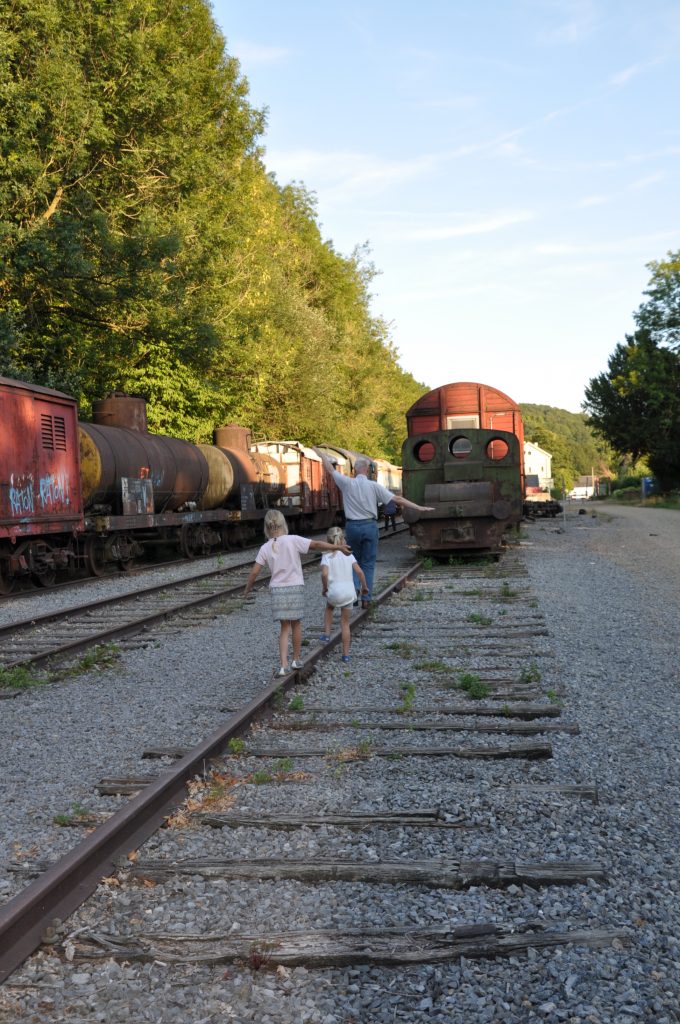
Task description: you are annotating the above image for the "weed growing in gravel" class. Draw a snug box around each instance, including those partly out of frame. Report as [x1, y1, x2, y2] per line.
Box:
[461, 679, 490, 699]
[409, 590, 433, 602]
[287, 695, 304, 712]
[414, 659, 450, 673]
[458, 671, 481, 688]
[0, 665, 48, 690]
[273, 757, 294, 773]
[398, 681, 417, 712]
[466, 612, 493, 626]
[59, 643, 121, 679]
[519, 661, 542, 684]
[529, 598, 539, 608]
[227, 737, 246, 755]
[386, 640, 421, 658]
[252, 770, 273, 785]
[546, 689, 561, 705]
[53, 802, 91, 826]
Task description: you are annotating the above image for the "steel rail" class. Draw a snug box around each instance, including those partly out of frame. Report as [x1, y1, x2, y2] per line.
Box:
[0, 557, 423, 982]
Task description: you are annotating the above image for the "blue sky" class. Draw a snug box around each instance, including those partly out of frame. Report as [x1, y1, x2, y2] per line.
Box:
[211, 1, 680, 412]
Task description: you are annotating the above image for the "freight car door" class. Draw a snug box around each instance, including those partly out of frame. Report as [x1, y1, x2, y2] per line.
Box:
[31, 400, 82, 520]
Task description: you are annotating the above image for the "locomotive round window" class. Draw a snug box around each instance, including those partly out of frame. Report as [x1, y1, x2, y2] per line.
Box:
[486, 438, 509, 460]
[413, 440, 436, 462]
[449, 437, 472, 459]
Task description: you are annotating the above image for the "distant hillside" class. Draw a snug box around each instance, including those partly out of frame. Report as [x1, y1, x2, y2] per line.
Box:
[520, 404, 612, 491]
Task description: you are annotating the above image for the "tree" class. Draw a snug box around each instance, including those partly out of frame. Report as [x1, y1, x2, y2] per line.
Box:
[584, 329, 680, 491]
[0, 0, 425, 451]
[635, 250, 680, 349]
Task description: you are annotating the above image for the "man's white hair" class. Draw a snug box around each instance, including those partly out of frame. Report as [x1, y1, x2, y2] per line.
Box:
[354, 456, 371, 473]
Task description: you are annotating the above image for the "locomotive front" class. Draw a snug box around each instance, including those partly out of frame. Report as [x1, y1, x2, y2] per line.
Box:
[401, 382, 524, 554]
[401, 428, 523, 552]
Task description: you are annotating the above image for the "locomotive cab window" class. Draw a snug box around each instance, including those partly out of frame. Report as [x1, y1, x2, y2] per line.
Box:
[446, 415, 479, 429]
[486, 438, 509, 460]
[449, 436, 472, 459]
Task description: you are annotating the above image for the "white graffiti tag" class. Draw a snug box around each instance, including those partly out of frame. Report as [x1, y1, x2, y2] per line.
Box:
[9, 474, 35, 516]
[39, 473, 70, 509]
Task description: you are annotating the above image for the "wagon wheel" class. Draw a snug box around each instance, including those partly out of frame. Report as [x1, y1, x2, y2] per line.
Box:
[178, 524, 198, 559]
[85, 536, 107, 577]
[31, 544, 57, 588]
[117, 535, 137, 572]
[0, 561, 17, 595]
[33, 565, 56, 588]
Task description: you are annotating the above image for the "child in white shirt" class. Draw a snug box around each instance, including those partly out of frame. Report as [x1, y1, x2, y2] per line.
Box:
[319, 526, 368, 663]
[244, 510, 350, 675]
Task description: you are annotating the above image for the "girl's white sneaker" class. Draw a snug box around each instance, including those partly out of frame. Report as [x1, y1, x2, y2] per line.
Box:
[291, 660, 302, 670]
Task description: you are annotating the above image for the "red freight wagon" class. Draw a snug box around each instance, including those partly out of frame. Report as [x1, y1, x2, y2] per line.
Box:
[0, 376, 84, 543]
[406, 381, 525, 488]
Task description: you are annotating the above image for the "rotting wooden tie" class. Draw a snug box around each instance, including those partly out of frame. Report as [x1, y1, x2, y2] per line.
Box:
[68, 921, 628, 967]
[128, 856, 605, 888]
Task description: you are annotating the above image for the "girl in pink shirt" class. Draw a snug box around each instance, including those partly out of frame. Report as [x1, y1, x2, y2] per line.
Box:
[244, 510, 350, 676]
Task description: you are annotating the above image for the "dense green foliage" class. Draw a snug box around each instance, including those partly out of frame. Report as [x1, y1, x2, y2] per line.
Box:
[0, 0, 424, 459]
[634, 250, 680, 349]
[584, 252, 680, 491]
[584, 329, 680, 491]
[520, 403, 612, 491]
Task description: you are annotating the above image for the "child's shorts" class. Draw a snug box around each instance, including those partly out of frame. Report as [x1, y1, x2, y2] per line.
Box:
[326, 585, 356, 610]
[270, 584, 305, 620]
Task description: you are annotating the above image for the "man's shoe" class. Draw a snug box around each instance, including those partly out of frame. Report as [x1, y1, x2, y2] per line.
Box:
[361, 598, 370, 609]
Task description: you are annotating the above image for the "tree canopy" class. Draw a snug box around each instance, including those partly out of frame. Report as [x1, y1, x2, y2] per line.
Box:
[634, 250, 680, 349]
[520, 404, 612, 491]
[0, 0, 424, 459]
[584, 329, 680, 491]
[583, 252, 680, 491]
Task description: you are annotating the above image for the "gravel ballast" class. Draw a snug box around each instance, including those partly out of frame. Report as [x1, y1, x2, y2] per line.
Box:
[1, 506, 679, 1024]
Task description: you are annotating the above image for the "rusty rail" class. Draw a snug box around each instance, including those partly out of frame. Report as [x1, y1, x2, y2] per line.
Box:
[0, 558, 422, 982]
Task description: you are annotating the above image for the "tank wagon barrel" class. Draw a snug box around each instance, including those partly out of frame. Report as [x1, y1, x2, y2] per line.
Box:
[0, 377, 402, 591]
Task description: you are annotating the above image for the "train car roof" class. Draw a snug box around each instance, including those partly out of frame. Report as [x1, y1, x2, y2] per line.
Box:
[0, 376, 77, 402]
[406, 381, 520, 416]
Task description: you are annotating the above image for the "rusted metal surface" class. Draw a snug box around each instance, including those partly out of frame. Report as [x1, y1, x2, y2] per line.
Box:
[0, 377, 84, 541]
[92, 393, 148, 433]
[402, 428, 523, 553]
[79, 423, 209, 514]
[0, 556, 422, 983]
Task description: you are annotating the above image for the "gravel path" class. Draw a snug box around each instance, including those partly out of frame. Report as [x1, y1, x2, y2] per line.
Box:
[2, 506, 679, 1024]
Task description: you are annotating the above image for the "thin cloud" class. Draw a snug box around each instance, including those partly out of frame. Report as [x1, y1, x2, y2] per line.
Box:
[402, 211, 535, 241]
[265, 148, 438, 202]
[230, 40, 291, 65]
[535, 0, 597, 44]
[608, 56, 664, 88]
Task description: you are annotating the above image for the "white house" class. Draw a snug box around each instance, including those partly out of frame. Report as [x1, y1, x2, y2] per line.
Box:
[523, 441, 553, 492]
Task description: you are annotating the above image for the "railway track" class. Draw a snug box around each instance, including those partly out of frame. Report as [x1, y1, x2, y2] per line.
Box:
[0, 537, 628, 1011]
[0, 528, 408, 675]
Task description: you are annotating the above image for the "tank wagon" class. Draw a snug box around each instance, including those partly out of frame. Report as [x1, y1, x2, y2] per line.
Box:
[0, 376, 401, 592]
[401, 382, 525, 554]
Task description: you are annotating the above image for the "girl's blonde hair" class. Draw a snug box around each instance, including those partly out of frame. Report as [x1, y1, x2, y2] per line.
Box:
[264, 509, 288, 539]
[326, 526, 345, 546]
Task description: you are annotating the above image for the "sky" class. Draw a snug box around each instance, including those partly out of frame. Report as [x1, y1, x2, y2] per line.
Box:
[211, 0, 680, 413]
